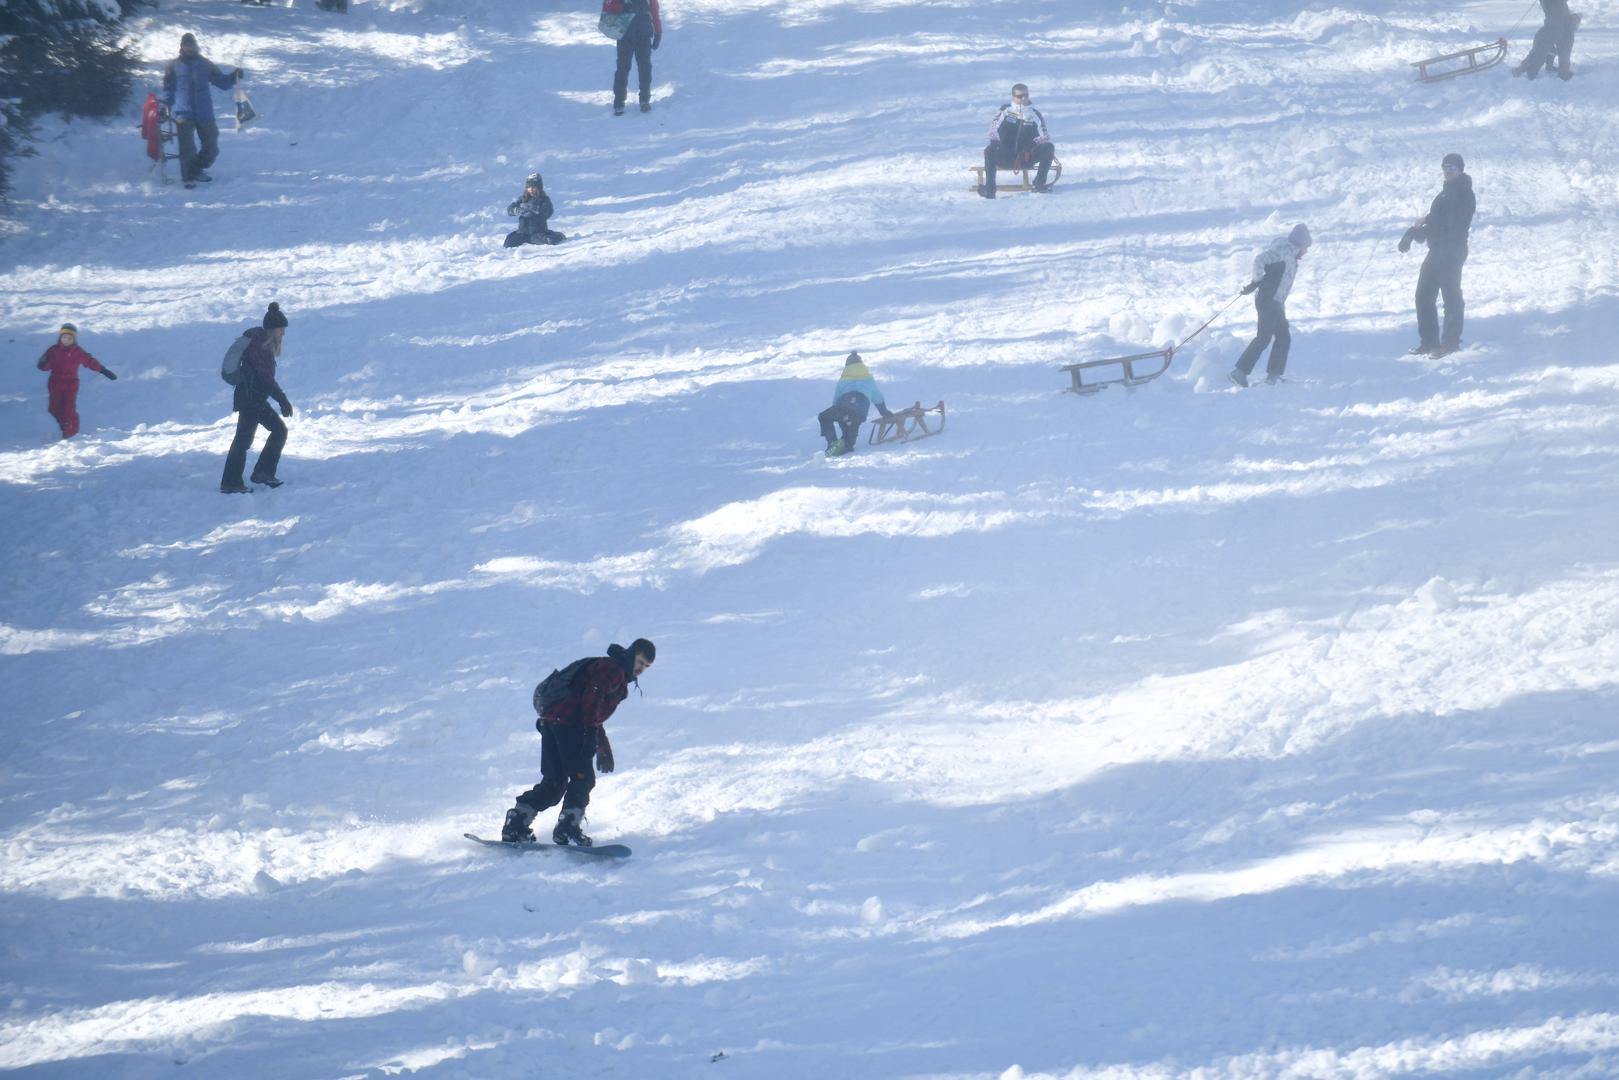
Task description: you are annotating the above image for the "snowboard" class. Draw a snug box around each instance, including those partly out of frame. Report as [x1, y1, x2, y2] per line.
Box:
[464, 832, 631, 859]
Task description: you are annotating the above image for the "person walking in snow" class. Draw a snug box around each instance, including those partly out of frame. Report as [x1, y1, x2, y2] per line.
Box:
[979, 83, 1056, 198]
[161, 32, 244, 188]
[1228, 224, 1311, 387]
[1513, 0, 1580, 80]
[501, 639, 657, 848]
[1400, 153, 1475, 358]
[610, 0, 662, 116]
[37, 323, 117, 440]
[817, 351, 893, 456]
[503, 173, 566, 247]
[220, 303, 295, 493]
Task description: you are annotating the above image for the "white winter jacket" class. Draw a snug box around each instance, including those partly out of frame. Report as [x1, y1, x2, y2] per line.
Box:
[1250, 236, 1301, 304]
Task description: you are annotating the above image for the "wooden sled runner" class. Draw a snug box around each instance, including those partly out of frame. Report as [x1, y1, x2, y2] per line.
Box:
[1061, 348, 1172, 395]
[968, 159, 1063, 194]
[1411, 38, 1507, 82]
[869, 401, 946, 446]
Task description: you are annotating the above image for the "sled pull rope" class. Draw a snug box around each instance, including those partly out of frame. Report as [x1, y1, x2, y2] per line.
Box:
[1167, 292, 1244, 358]
[1507, 0, 1539, 34]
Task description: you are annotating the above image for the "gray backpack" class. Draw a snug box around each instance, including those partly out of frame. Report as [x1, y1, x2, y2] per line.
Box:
[221, 330, 254, 386]
[532, 657, 596, 717]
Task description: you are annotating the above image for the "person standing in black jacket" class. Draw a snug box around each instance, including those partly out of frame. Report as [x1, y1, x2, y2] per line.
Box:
[220, 303, 295, 493]
[1401, 154, 1476, 358]
[611, 0, 661, 116]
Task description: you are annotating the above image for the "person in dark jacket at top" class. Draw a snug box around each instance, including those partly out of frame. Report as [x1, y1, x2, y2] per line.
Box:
[220, 303, 295, 493]
[979, 83, 1056, 198]
[1513, 0, 1580, 80]
[501, 639, 656, 847]
[818, 351, 893, 456]
[161, 32, 243, 188]
[1401, 154, 1476, 357]
[503, 172, 565, 247]
[37, 323, 117, 439]
[1229, 223, 1311, 387]
[611, 0, 662, 116]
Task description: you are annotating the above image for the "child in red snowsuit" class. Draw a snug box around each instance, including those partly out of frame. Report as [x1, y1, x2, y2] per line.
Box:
[37, 324, 117, 439]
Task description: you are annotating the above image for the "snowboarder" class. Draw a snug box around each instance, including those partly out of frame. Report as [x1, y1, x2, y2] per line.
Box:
[503, 173, 566, 247]
[1228, 223, 1311, 387]
[610, 0, 662, 116]
[501, 639, 657, 848]
[36, 324, 116, 440]
[161, 33, 244, 188]
[1400, 153, 1475, 358]
[979, 84, 1056, 198]
[220, 303, 295, 493]
[1513, 0, 1579, 80]
[818, 351, 893, 456]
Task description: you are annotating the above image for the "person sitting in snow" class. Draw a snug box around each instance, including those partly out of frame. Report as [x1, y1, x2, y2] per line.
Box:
[501, 639, 656, 848]
[161, 32, 243, 188]
[1229, 223, 1311, 388]
[504, 173, 566, 248]
[37, 323, 116, 440]
[818, 351, 892, 457]
[979, 83, 1056, 198]
[1513, 0, 1580, 80]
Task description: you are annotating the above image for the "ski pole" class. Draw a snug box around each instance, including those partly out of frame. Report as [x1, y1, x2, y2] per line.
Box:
[1168, 292, 1244, 358]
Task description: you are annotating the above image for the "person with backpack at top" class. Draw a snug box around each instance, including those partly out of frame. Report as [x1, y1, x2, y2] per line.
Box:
[220, 303, 294, 494]
[979, 83, 1056, 198]
[818, 351, 893, 457]
[504, 173, 566, 247]
[1400, 154, 1475, 358]
[609, 0, 661, 116]
[501, 639, 657, 847]
[161, 33, 243, 188]
[1228, 223, 1311, 388]
[37, 323, 117, 440]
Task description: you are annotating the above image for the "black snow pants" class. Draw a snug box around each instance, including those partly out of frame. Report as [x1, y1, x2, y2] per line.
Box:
[613, 27, 653, 108]
[504, 216, 563, 248]
[818, 391, 870, 448]
[1416, 246, 1467, 349]
[983, 141, 1055, 190]
[1233, 297, 1291, 378]
[177, 117, 220, 182]
[515, 723, 597, 815]
[221, 396, 287, 486]
[1520, 12, 1577, 77]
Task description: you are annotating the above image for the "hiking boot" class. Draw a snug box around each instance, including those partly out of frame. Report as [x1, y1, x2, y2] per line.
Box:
[613, 103, 625, 116]
[1265, 374, 1282, 385]
[502, 806, 537, 843]
[220, 481, 253, 494]
[977, 184, 995, 200]
[193, 171, 213, 183]
[553, 809, 593, 847]
[639, 102, 652, 113]
[1227, 368, 1249, 388]
[1407, 343, 1435, 356]
[250, 473, 283, 488]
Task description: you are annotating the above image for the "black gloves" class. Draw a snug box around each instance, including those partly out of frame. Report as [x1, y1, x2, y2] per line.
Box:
[279, 399, 294, 418]
[1240, 281, 1258, 295]
[101, 368, 117, 380]
[1398, 226, 1418, 253]
[652, 30, 661, 49]
[236, 67, 246, 83]
[596, 745, 615, 773]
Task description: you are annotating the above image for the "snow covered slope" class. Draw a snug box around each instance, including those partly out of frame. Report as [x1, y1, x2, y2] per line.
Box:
[3, 0, 1618, 1075]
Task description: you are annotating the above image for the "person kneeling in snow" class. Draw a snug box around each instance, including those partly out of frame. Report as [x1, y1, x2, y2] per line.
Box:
[818, 351, 892, 457]
[38, 323, 117, 439]
[1229, 224, 1310, 388]
[504, 173, 566, 248]
[502, 639, 656, 848]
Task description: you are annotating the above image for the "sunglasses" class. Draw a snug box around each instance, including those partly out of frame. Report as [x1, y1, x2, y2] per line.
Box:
[1012, 92, 1029, 100]
[1442, 163, 1460, 172]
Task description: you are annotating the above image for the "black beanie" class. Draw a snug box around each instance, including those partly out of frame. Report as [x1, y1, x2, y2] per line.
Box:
[1442, 152, 1465, 172]
[263, 302, 288, 330]
[180, 33, 197, 48]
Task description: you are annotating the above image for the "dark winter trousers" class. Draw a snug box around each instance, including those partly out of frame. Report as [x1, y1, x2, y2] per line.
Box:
[176, 118, 220, 182]
[504, 216, 562, 248]
[1234, 297, 1291, 378]
[984, 141, 1055, 189]
[613, 31, 653, 108]
[47, 379, 81, 439]
[515, 723, 597, 815]
[1520, 13, 1577, 77]
[1416, 247, 1467, 349]
[221, 398, 287, 486]
[818, 391, 871, 448]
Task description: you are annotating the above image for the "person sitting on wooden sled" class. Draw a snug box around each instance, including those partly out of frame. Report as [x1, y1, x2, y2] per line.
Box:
[979, 83, 1056, 198]
[818, 351, 893, 457]
[1513, 0, 1579, 80]
[504, 173, 566, 248]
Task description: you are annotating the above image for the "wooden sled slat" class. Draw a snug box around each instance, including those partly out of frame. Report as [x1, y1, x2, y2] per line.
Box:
[868, 401, 946, 446]
[1412, 38, 1507, 82]
[968, 159, 1062, 194]
[1061, 349, 1171, 395]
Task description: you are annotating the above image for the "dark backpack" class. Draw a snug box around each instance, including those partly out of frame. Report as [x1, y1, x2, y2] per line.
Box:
[532, 657, 597, 718]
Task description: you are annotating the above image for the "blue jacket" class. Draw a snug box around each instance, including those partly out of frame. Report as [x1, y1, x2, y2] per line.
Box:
[832, 360, 886, 410]
[162, 55, 237, 122]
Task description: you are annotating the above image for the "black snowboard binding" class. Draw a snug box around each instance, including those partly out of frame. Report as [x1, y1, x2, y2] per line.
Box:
[552, 808, 593, 848]
[502, 806, 537, 843]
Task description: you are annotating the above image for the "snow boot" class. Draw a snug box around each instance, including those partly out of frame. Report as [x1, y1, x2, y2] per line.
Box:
[250, 473, 283, 488]
[639, 102, 652, 113]
[1407, 344, 1435, 356]
[1265, 374, 1282, 386]
[553, 808, 593, 848]
[1429, 343, 1460, 358]
[613, 103, 626, 116]
[502, 805, 537, 843]
[220, 481, 253, 494]
[977, 184, 995, 200]
[1227, 368, 1249, 388]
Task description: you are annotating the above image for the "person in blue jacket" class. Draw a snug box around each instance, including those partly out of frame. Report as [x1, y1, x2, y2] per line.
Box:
[162, 32, 243, 188]
[817, 352, 893, 457]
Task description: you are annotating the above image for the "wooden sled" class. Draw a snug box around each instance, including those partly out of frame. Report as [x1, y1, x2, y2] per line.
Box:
[868, 401, 946, 446]
[1061, 348, 1172, 395]
[968, 159, 1062, 194]
[1411, 38, 1507, 82]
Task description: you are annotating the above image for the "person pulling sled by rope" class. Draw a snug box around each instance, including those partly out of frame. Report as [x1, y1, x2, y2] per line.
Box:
[818, 352, 892, 457]
[501, 639, 656, 847]
[1229, 223, 1311, 387]
[1514, 0, 1580, 80]
[504, 173, 566, 247]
